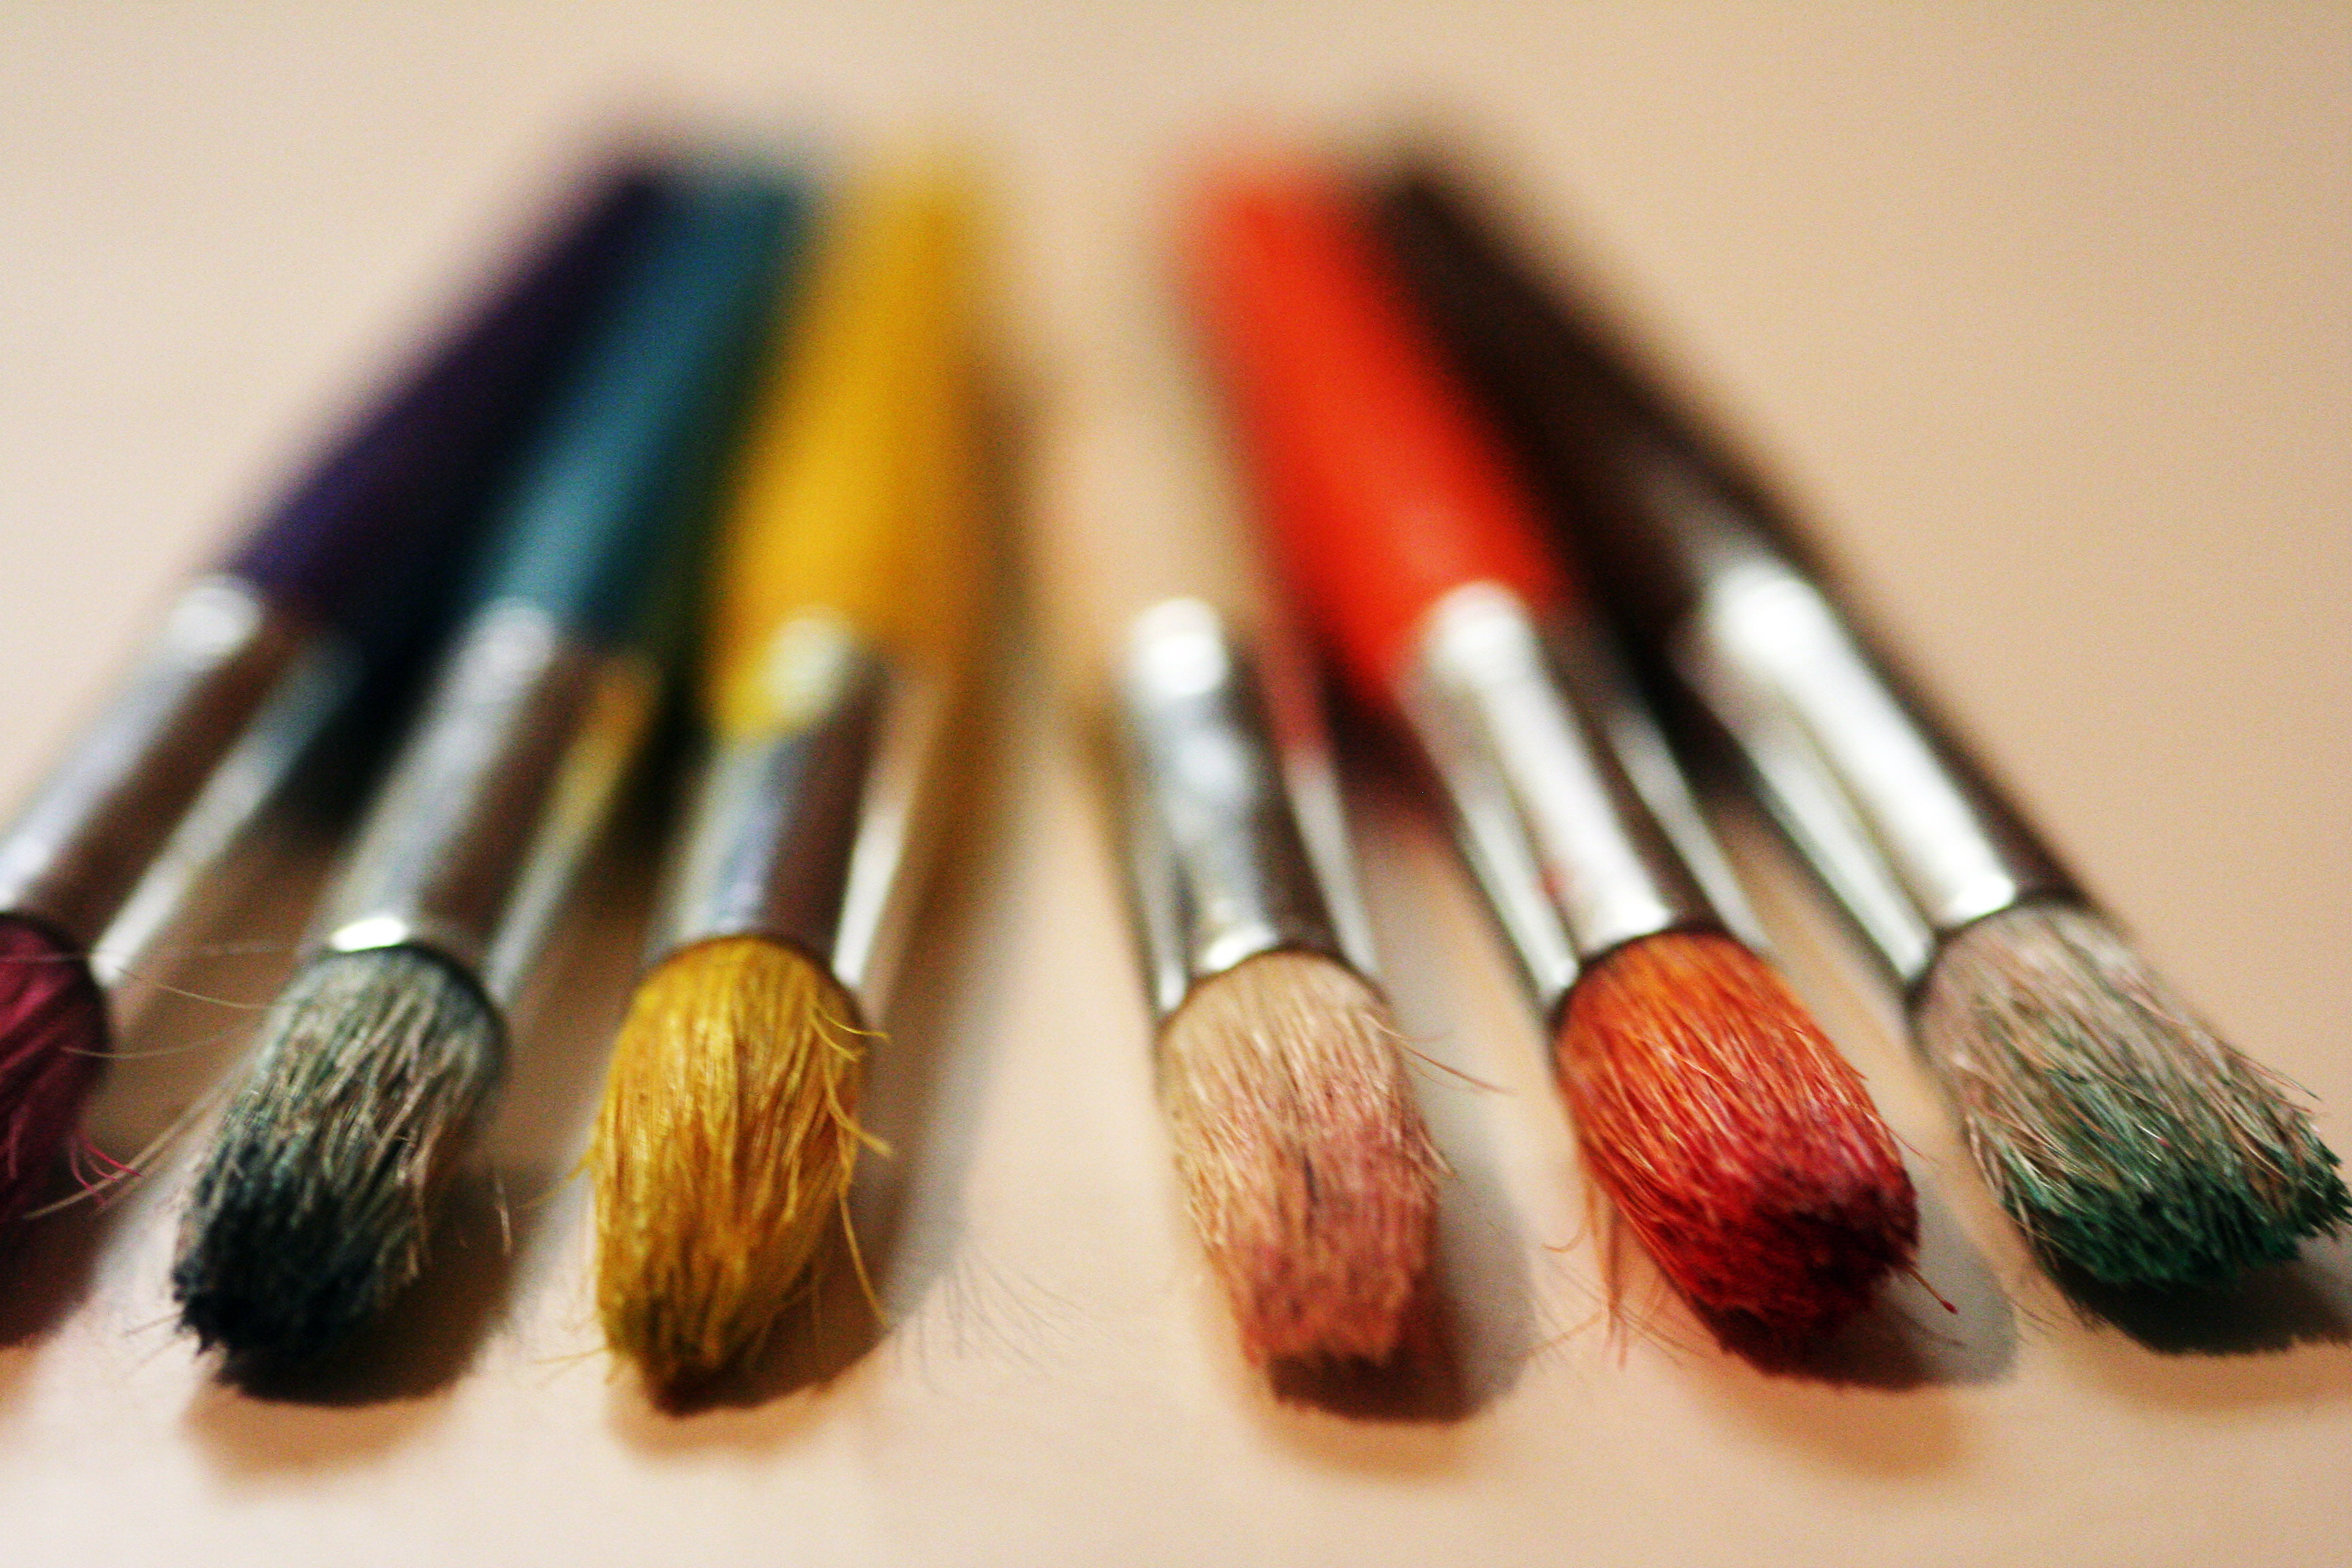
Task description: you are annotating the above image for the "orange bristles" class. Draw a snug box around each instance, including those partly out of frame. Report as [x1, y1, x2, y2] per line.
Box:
[589, 936, 870, 1399]
[1158, 950, 1442, 1367]
[1557, 930, 1917, 1349]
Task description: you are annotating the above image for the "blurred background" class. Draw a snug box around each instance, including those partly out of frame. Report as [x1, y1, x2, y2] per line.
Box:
[0, 5, 2345, 1566]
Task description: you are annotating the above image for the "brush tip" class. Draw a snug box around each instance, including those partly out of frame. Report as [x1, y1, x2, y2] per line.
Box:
[0, 915, 108, 1224]
[1559, 930, 1917, 1348]
[591, 936, 868, 1398]
[1921, 902, 2349, 1288]
[1159, 949, 1443, 1368]
[172, 945, 502, 1363]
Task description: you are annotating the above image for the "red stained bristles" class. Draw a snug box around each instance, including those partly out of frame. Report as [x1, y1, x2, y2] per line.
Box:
[1557, 930, 1915, 1350]
[0, 916, 108, 1224]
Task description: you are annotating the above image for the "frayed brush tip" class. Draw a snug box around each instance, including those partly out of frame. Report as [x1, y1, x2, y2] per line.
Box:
[1559, 930, 1918, 1348]
[172, 945, 502, 1362]
[1921, 902, 2349, 1290]
[591, 937, 870, 1395]
[1158, 950, 1444, 1367]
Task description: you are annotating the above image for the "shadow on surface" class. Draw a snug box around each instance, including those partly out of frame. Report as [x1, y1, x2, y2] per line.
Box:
[2044, 1235, 2352, 1414]
[1669, 1212, 1981, 1480]
[0, 1189, 112, 1356]
[2055, 1234, 2352, 1358]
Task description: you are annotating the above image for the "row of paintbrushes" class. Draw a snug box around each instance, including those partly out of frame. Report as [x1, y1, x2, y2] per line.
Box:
[1, 158, 981, 1399]
[1, 144, 2343, 1405]
[1105, 163, 2347, 1373]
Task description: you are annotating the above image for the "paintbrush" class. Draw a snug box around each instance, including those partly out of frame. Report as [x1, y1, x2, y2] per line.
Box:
[1189, 162, 1917, 1350]
[170, 169, 801, 1362]
[1373, 167, 2350, 1289]
[0, 163, 662, 1228]
[1054, 205, 1439, 1367]
[587, 167, 983, 1399]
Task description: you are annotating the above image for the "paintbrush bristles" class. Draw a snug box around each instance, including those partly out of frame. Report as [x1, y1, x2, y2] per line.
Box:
[172, 945, 502, 1360]
[591, 935, 868, 1396]
[1158, 949, 1441, 1366]
[1559, 930, 1916, 1348]
[0, 917, 107, 1222]
[1919, 902, 2349, 1287]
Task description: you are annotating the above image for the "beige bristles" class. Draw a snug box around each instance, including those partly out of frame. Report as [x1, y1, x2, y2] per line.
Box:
[590, 934, 870, 1396]
[1158, 949, 1442, 1366]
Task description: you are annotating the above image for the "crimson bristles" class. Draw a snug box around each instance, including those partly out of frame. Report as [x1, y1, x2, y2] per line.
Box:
[1558, 930, 1916, 1348]
[0, 916, 108, 1223]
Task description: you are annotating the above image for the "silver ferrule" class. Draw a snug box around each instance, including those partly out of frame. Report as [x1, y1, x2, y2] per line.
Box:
[653, 610, 947, 1024]
[1675, 559, 2059, 983]
[0, 574, 346, 958]
[317, 597, 659, 1005]
[1403, 582, 1717, 1011]
[1114, 599, 1355, 1022]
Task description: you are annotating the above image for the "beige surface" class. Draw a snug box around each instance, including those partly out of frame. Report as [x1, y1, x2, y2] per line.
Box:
[1, 5, 2348, 1565]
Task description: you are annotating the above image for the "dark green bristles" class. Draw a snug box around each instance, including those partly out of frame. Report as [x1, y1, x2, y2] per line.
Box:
[1918, 902, 2349, 1289]
[173, 945, 504, 1363]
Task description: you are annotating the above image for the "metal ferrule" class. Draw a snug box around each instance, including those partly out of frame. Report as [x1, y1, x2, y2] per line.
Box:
[1403, 582, 1718, 1012]
[653, 610, 946, 1024]
[0, 574, 350, 961]
[1674, 558, 2061, 985]
[317, 597, 658, 1005]
[1114, 598, 1355, 1023]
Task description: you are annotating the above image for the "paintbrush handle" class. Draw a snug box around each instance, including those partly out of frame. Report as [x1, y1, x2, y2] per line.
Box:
[1187, 167, 1567, 708]
[1375, 169, 2064, 980]
[1036, 195, 1380, 994]
[698, 175, 978, 732]
[314, 174, 801, 998]
[652, 173, 983, 1024]
[1050, 225, 1277, 653]
[468, 173, 801, 651]
[226, 165, 665, 657]
[0, 167, 661, 959]
[1192, 164, 1745, 1001]
[1115, 599, 1361, 1017]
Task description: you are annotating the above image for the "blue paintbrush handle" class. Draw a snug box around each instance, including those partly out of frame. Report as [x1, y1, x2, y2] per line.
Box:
[465, 172, 804, 648]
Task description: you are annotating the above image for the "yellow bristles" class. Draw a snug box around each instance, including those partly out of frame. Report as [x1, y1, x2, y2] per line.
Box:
[590, 166, 982, 1394]
[592, 936, 868, 1397]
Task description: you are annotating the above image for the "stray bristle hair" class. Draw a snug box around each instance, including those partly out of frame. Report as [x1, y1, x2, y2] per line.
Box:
[172, 946, 502, 1362]
[1558, 930, 1916, 1348]
[591, 935, 869, 1398]
[1158, 949, 1442, 1366]
[0, 916, 108, 1224]
[1918, 901, 2349, 1288]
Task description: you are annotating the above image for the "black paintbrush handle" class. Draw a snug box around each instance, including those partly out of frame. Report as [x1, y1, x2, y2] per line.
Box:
[1373, 164, 2067, 970]
[1369, 170, 1794, 637]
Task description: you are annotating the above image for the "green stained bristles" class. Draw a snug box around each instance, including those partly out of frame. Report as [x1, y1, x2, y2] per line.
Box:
[1918, 901, 2349, 1289]
[173, 945, 504, 1363]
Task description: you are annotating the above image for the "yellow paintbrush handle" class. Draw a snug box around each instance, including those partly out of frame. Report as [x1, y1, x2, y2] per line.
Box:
[704, 167, 981, 738]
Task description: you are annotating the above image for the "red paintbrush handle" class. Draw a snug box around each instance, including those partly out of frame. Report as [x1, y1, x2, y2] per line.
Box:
[1188, 163, 1567, 705]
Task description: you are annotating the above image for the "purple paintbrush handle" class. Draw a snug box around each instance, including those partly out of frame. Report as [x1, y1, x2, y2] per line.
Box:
[224, 163, 664, 657]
